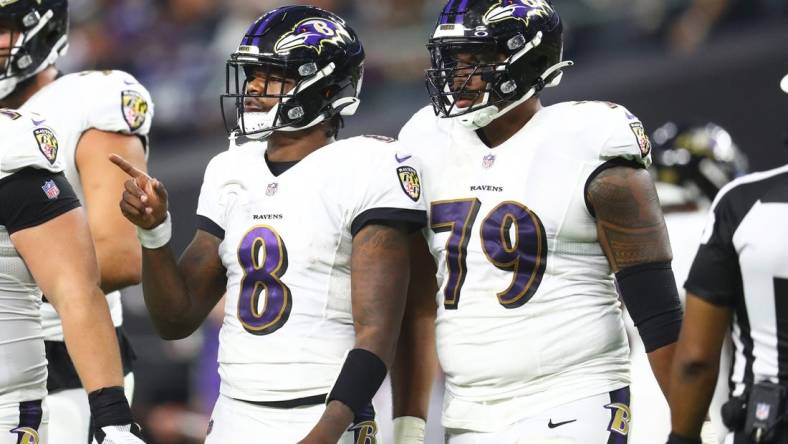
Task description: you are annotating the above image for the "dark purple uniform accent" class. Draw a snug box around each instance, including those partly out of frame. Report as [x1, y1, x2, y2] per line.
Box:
[244, 7, 292, 47]
[479, 202, 547, 308]
[607, 387, 631, 444]
[11, 400, 43, 444]
[296, 19, 342, 49]
[440, 0, 459, 23]
[496, 0, 551, 21]
[430, 198, 482, 309]
[236, 226, 291, 336]
[454, 0, 471, 23]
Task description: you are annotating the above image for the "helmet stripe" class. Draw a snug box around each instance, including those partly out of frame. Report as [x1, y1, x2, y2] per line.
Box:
[454, 0, 471, 23]
[439, 0, 459, 24]
[248, 7, 291, 46]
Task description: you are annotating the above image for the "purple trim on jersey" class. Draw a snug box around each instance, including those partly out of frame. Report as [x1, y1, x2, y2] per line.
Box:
[454, 0, 470, 23]
[18, 400, 42, 429]
[440, 0, 459, 24]
[606, 387, 631, 444]
[10, 400, 43, 443]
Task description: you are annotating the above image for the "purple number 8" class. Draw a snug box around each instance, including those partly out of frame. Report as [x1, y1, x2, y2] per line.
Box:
[236, 225, 291, 335]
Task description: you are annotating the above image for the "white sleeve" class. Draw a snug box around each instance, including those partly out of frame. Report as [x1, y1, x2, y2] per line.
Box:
[0, 110, 64, 177]
[349, 141, 428, 236]
[83, 70, 154, 137]
[195, 155, 233, 239]
[599, 105, 652, 168]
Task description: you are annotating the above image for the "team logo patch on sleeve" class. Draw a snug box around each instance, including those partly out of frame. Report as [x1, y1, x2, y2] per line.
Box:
[33, 128, 58, 164]
[41, 180, 60, 200]
[121, 90, 149, 131]
[629, 122, 651, 157]
[397, 166, 421, 202]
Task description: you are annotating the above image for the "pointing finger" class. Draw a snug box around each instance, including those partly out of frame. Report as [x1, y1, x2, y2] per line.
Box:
[109, 153, 148, 179]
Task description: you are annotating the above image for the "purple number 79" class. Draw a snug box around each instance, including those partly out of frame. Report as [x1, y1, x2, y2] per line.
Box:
[430, 199, 547, 310]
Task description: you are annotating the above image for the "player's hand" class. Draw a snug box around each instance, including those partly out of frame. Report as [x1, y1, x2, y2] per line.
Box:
[92, 423, 146, 443]
[109, 153, 168, 230]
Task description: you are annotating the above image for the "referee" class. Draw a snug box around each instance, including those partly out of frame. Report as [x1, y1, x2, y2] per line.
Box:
[666, 77, 788, 444]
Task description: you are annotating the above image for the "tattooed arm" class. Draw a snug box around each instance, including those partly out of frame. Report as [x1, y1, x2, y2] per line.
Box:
[299, 223, 411, 443]
[587, 165, 679, 396]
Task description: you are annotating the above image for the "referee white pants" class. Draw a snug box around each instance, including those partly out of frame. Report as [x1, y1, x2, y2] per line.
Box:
[205, 394, 380, 443]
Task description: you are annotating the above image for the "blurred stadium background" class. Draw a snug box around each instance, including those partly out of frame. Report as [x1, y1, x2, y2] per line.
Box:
[58, 0, 788, 442]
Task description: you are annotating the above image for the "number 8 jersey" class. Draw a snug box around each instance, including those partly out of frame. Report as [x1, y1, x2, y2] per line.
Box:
[399, 101, 652, 432]
[196, 136, 426, 402]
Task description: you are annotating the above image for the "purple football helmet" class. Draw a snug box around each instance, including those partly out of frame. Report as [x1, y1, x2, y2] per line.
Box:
[221, 6, 365, 139]
[426, 0, 572, 129]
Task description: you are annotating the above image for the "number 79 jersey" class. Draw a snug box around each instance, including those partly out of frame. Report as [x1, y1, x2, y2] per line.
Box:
[399, 102, 652, 431]
[196, 136, 426, 402]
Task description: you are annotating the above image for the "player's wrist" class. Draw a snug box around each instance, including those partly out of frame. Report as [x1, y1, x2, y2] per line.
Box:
[393, 416, 426, 444]
[88, 386, 133, 429]
[136, 211, 171, 249]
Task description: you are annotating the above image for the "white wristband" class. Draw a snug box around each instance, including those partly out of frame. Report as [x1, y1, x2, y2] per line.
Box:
[136, 212, 172, 249]
[393, 416, 426, 444]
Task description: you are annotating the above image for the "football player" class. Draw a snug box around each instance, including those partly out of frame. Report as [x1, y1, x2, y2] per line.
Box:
[0, 111, 144, 443]
[626, 122, 749, 443]
[392, 1, 683, 442]
[0, 1, 153, 442]
[111, 6, 426, 443]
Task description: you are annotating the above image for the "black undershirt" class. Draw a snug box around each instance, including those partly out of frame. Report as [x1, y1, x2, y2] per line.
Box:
[264, 152, 299, 176]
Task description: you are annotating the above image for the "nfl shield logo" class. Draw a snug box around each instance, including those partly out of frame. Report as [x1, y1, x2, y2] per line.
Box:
[266, 182, 279, 196]
[41, 180, 60, 200]
[483, 154, 496, 169]
[756, 402, 771, 421]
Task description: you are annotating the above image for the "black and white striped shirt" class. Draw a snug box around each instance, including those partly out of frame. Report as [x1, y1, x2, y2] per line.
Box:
[685, 164, 788, 395]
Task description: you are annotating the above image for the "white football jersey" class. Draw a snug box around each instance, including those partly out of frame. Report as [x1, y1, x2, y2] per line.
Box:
[399, 101, 652, 431]
[0, 110, 66, 404]
[197, 136, 427, 402]
[20, 70, 154, 341]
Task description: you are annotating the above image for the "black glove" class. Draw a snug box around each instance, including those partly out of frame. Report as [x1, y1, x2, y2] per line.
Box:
[89, 386, 146, 443]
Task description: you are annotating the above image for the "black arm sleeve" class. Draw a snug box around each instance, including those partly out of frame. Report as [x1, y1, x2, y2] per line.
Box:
[616, 261, 683, 352]
[0, 168, 81, 234]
